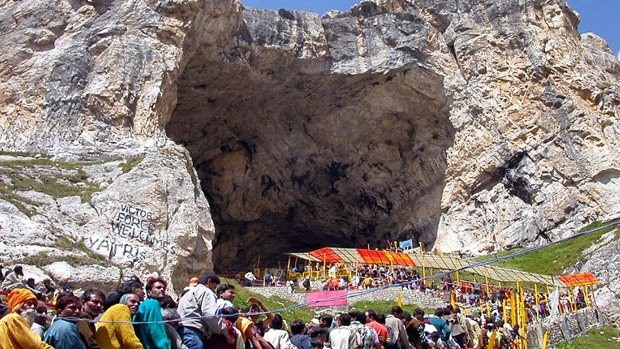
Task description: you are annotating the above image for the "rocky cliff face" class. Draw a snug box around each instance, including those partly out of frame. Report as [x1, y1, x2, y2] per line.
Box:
[1, 0, 619, 301]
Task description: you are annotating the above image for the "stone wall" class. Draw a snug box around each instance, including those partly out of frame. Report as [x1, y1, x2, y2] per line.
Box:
[247, 285, 447, 311]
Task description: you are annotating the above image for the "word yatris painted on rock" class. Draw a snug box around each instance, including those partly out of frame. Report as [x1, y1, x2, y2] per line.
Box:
[88, 237, 148, 261]
[110, 204, 177, 255]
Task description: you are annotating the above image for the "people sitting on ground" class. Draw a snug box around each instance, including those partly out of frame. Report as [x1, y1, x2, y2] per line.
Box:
[0, 288, 54, 348]
[96, 293, 144, 349]
[36, 279, 56, 302]
[244, 272, 257, 287]
[44, 294, 88, 349]
[216, 284, 236, 315]
[134, 277, 170, 349]
[1, 265, 25, 292]
[79, 289, 105, 348]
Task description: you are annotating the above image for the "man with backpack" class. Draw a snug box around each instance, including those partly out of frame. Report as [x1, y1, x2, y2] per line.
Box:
[385, 306, 411, 349]
[348, 311, 380, 349]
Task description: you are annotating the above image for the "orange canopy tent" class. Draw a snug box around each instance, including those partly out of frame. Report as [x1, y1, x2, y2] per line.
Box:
[290, 247, 417, 267]
[558, 272, 599, 287]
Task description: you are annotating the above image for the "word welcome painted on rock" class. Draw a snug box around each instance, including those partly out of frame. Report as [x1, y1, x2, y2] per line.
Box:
[109, 204, 177, 255]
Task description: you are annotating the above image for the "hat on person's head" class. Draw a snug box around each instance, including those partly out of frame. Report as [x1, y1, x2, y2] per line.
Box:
[62, 286, 71, 291]
[189, 277, 199, 287]
[7, 288, 36, 313]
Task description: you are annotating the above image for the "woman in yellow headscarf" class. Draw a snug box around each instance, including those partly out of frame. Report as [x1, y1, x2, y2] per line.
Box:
[0, 288, 54, 348]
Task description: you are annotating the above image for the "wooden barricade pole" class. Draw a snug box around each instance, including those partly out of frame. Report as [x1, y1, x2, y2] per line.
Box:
[568, 286, 577, 312]
[590, 284, 598, 307]
[521, 286, 528, 349]
[323, 253, 327, 279]
[583, 285, 591, 307]
[510, 291, 517, 328]
[542, 332, 549, 349]
[286, 255, 292, 279]
[534, 284, 540, 322]
[503, 299, 508, 324]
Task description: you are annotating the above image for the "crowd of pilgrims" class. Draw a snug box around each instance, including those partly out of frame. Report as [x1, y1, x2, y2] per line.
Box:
[0, 264, 530, 349]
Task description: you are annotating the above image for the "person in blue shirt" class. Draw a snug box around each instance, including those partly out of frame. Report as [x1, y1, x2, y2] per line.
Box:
[427, 308, 451, 343]
[44, 295, 87, 349]
[134, 277, 171, 349]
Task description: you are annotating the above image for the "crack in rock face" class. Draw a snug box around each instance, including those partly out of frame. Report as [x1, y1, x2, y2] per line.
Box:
[166, 51, 454, 270]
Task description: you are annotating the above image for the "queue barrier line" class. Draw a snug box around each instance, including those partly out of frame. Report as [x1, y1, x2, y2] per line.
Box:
[19, 220, 620, 325]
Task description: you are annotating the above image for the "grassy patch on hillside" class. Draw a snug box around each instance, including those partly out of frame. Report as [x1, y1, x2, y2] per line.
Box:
[220, 278, 317, 324]
[476, 219, 620, 275]
[14, 236, 117, 269]
[0, 157, 116, 206]
[120, 156, 144, 174]
[555, 325, 620, 348]
[219, 279, 431, 325]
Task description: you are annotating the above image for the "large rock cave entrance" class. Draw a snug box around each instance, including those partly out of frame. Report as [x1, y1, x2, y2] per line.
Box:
[166, 48, 454, 271]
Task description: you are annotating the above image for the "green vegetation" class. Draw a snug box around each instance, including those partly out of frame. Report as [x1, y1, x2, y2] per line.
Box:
[220, 278, 317, 324]
[476, 219, 620, 275]
[120, 156, 144, 174]
[0, 151, 50, 158]
[15, 236, 116, 268]
[0, 156, 118, 206]
[219, 278, 428, 325]
[555, 325, 620, 348]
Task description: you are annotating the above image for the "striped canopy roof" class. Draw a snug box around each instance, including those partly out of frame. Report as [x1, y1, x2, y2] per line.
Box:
[558, 272, 599, 287]
[290, 247, 417, 266]
[286, 247, 564, 286]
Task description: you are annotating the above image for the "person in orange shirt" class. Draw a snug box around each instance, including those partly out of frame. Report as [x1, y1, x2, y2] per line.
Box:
[0, 288, 54, 348]
[365, 310, 390, 344]
[326, 279, 335, 291]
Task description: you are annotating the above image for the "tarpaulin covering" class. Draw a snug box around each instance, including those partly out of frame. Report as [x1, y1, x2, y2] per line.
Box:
[292, 247, 417, 266]
[308, 247, 344, 263]
[306, 291, 347, 307]
[558, 272, 599, 287]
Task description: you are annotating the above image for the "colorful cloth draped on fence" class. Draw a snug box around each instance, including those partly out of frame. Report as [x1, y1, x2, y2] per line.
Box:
[306, 291, 347, 307]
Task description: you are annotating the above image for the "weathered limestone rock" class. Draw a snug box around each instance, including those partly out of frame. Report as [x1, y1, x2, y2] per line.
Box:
[43, 262, 121, 291]
[0, 141, 214, 293]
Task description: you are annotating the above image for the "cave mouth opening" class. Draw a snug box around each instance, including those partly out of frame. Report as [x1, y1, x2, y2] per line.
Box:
[166, 53, 454, 271]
